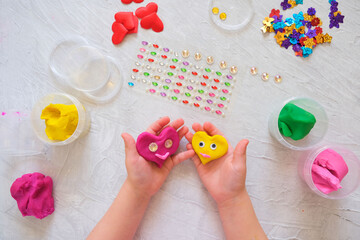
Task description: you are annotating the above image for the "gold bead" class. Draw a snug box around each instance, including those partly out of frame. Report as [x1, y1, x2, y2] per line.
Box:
[220, 12, 227, 21]
[182, 50, 189, 58]
[261, 72, 269, 81]
[154, 75, 160, 80]
[250, 67, 258, 75]
[149, 142, 158, 152]
[230, 66, 238, 75]
[165, 139, 173, 148]
[274, 75, 282, 83]
[206, 56, 214, 65]
[219, 61, 227, 69]
[212, 7, 219, 15]
[194, 52, 202, 61]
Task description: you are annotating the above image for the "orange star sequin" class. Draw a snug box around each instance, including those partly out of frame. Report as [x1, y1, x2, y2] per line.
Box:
[298, 26, 305, 34]
[315, 33, 324, 44]
[274, 31, 286, 45]
[263, 17, 275, 27]
[304, 38, 316, 49]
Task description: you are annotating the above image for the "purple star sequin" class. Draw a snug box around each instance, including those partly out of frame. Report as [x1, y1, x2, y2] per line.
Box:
[292, 44, 302, 52]
[306, 29, 317, 38]
[307, 7, 316, 16]
[281, 0, 291, 10]
[273, 15, 283, 24]
[291, 29, 300, 40]
[281, 39, 291, 49]
[335, 13, 344, 23]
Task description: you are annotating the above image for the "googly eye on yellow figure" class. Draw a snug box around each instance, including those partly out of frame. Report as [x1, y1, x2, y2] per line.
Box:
[192, 131, 229, 165]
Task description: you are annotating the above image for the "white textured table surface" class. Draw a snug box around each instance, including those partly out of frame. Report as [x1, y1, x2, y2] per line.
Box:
[1, 0, 360, 239]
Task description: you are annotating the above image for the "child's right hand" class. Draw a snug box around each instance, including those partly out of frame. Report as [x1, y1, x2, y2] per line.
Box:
[185, 122, 249, 207]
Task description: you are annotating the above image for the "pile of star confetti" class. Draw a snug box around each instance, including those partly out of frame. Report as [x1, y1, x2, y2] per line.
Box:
[261, 8, 332, 58]
[328, 0, 344, 29]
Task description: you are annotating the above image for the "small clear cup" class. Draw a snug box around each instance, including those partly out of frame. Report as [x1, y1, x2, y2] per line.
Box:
[209, 0, 254, 31]
[31, 93, 90, 146]
[268, 97, 328, 150]
[299, 145, 360, 199]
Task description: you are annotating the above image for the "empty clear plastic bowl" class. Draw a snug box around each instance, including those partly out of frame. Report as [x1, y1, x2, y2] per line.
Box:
[31, 93, 90, 146]
[268, 97, 328, 150]
[299, 145, 360, 199]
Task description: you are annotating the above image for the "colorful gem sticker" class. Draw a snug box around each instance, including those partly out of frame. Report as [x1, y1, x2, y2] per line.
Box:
[128, 40, 239, 117]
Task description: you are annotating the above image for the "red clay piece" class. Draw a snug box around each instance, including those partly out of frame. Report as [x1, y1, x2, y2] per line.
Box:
[127, 15, 139, 34]
[121, 0, 144, 4]
[115, 12, 136, 30]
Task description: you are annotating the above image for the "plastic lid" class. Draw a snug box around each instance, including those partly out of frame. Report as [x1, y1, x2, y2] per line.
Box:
[49, 37, 123, 103]
[209, 0, 254, 31]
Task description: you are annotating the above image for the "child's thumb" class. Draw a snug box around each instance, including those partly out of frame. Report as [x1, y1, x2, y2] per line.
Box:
[121, 133, 137, 158]
[232, 139, 249, 172]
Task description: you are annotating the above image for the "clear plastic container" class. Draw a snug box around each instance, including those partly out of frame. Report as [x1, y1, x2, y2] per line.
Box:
[31, 93, 90, 146]
[268, 97, 328, 150]
[49, 38, 123, 103]
[209, 0, 254, 31]
[299, 145, 360, 199]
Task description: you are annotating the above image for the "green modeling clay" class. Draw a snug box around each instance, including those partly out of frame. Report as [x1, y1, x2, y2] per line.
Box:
[278, 103, 316, 141]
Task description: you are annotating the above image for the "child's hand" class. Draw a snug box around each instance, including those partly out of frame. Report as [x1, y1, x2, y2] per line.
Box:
[185, 122, 249, 207]
[121, 116, 194, 199]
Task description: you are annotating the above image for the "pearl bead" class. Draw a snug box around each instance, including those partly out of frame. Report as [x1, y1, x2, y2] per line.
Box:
[207, 56, 214, 65]
[250, 67, 258, 75]
[261, 72, 269, 81]
[274, 75, 282, 83]
[182, 50, 189, 58]
[219, 61, 227, 69]
[194, 52, 202, 61]
[230, 66, 238, 75]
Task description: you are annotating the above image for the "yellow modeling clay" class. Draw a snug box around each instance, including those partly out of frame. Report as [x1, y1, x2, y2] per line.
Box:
[40, 104, 78, 141]
[192, 131, 228, 165]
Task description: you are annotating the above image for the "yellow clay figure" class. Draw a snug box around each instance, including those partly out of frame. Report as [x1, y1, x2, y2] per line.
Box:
[40, 104, 79, 141]
[192, 131, 228, 165]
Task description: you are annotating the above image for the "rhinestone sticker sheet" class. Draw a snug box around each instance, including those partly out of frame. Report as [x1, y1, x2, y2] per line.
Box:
[128, 40, 238, 117]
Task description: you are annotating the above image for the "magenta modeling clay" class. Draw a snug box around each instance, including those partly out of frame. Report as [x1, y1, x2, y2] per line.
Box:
[136, 126, 180, 168]
[10, 172, 55, 219]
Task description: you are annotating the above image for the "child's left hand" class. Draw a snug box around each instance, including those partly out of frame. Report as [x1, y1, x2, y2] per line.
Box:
[121, 116, 194, 199]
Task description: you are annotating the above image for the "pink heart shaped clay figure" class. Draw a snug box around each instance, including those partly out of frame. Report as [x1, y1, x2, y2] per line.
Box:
[136, 127, 180, 168]
[135, 2, 158, 19]
[121, 0, 144, 4]
[140, 12, 164, 32]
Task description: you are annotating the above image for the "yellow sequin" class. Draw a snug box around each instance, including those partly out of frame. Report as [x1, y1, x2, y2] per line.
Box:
[304, 38, 316, 49]
[212, 7, 219, 15]
[289, 0, 296, 8]
[298, 26, 305, 34]
[263, 17, 274, 27]
[334, 11, 341, 16]
[323, 33, 332, 43]
[303, 13, 312, 21]
[274, 32, 286, 45]
[220, 12, 227, 21]
[315, 34, 324, 44]
[284, 27, 293, 35]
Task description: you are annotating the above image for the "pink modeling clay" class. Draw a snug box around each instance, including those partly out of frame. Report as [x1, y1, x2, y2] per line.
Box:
[136, 127, 179, 168]
[10, 173, 55, 219]
[311, 148, 349, 194]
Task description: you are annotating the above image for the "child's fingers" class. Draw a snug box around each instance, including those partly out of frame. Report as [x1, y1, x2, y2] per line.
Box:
[192, 122, 203, 132]
[185, 131, 193, 143]
[146, 116, 171, 134]
[191, 154, 203, 170]
[231, 139, 249, 173]
[203, 122, 224, 136]
[177, 125, 188, 140]
[186, 143, 193, 150]
[168, 149, 195, 168]
[168, 118, 185, 131]
[121, 133, 138, 159]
